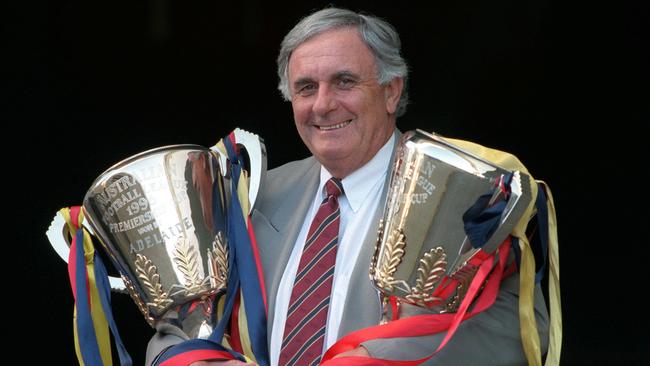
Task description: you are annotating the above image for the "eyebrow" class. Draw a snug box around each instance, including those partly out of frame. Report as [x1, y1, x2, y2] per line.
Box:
[292, 70, 361, 91]
[333, 70, 360, 81]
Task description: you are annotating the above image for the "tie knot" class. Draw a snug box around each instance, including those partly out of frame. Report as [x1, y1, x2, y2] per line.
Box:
[325, 177, 344, 198]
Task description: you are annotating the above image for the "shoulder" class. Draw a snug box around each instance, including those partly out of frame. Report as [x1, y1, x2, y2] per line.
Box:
[267, 156, 317, 181]
[266, 156, 319, 188]
[254, 156, 319, 211]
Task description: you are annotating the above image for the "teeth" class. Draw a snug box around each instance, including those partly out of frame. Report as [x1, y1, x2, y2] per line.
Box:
[319, 120, 351, 131]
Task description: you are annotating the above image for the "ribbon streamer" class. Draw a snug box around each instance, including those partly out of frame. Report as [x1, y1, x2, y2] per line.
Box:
[63, 206, 132, 366]
[154, 131, 269, 366]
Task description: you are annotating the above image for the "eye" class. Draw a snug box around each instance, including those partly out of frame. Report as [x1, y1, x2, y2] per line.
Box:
[297, 83, 317, 96]
[337, 77, 356, 89]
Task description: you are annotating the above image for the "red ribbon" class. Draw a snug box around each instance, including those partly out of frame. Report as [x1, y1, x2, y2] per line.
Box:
[320, 238, 511, 365]
[67, 206, 82, 302]
[248, 216, 268, 313]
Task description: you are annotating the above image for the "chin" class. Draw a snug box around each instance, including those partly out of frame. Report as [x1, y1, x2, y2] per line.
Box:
[313, 143, 351, 160]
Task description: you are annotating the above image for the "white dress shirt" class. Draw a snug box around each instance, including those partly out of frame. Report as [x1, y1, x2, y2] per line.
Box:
[269, 133, 396, 366]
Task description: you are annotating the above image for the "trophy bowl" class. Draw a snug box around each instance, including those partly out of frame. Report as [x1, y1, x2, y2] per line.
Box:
[82, 145, 230, 337]
[370, 129, 531, 315]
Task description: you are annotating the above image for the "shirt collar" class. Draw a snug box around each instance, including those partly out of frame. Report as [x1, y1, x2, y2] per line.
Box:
[319, 131, 396, 213]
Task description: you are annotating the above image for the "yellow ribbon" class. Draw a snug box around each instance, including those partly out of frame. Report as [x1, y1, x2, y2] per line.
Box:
[518, 231, 542, 366]
[72, 308, 83, 365]
[60, 207, 113, 366]
[538, 181, 562, 365]
[447, 137, 562, 365]
[238, 293, 258, 364]
[238, 171, 250, 220]
[212, 139, 251, 220]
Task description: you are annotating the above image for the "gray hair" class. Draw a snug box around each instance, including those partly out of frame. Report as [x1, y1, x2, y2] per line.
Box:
[277, 7, 409, 117]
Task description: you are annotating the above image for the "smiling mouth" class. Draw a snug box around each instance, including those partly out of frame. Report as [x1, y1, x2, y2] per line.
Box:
[317, 120, 352, 131]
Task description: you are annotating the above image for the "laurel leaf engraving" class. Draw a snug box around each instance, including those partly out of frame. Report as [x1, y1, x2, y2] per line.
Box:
[381, 229, 406, 277]
[208, 231, 228, 291]
[173, 236, 202, 290]
[376, 228, 406, 292]
[406, 247, 447, 305]
[415, 247, 447, 294]
[135, 253, 172, 312]
[369, 220, 384, 278]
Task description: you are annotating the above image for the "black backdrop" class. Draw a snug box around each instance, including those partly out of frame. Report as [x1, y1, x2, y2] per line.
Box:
[7, 0, 647, 364]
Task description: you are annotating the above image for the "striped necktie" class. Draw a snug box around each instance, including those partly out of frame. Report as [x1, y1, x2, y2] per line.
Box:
[279, 177, 344, 366]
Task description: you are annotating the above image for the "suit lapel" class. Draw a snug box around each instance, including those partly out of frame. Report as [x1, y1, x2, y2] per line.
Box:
[253, 159, 321, 339]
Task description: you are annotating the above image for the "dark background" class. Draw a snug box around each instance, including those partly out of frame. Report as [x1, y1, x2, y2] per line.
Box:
[7, 0, 647, 364]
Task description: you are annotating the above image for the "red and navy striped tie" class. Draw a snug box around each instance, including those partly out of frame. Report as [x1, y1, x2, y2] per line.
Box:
[279, 178, 344, 366]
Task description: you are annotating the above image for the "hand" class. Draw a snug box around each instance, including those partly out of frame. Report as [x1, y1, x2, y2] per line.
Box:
[332, 345, 370, 358]
[189, 360, 256, 366]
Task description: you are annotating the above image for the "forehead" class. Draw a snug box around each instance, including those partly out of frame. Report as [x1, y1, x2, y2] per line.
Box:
[288, 28, 377, 80]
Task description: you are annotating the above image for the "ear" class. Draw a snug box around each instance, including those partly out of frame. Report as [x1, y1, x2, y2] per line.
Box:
[384, 77, 404, 115]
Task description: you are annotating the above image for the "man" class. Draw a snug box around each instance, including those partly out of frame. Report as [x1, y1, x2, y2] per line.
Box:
[147, 7, 549, 365]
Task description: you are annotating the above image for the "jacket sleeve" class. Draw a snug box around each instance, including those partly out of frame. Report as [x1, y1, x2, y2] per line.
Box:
[145, 323, 189, 366]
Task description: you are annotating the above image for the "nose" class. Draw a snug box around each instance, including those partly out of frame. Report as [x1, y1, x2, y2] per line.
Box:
[312, 84, 337, 116]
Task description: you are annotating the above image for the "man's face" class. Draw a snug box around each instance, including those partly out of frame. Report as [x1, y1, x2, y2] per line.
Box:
[288, 27, 403, 178]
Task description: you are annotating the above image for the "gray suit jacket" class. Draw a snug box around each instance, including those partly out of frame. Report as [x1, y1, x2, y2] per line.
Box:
[147, 139, 550, 365]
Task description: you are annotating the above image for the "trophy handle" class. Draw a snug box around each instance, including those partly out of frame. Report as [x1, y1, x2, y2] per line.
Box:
[211, 128, 267, 213]
[45, 211, 127, 292]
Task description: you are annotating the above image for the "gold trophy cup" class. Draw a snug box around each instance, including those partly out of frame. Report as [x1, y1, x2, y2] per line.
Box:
[370, 130, 532, 317]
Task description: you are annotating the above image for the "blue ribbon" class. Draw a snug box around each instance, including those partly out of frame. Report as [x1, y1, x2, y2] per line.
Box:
[74, 227, 133, 366]
[155, 339, 247, 364]
[155, 136, 269, 366]
[509, 184, 550, 283]
[94, 255, 133, 365]
[532, 184, 549, 283]
[463, 174, 512, 249]
[220, 137, 270, 365]
[480, 182, 549, 284]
